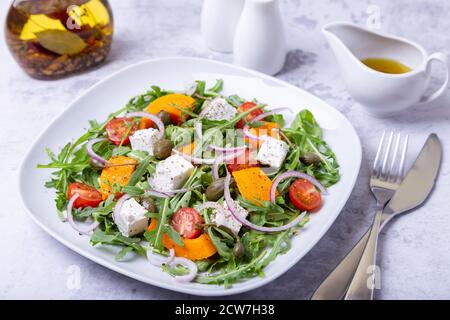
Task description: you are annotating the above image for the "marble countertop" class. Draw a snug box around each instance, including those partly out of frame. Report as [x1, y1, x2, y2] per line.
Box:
[1, 0, 449, 300]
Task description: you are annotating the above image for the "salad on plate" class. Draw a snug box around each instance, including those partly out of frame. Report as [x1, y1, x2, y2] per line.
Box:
[38, 79, 340, 287]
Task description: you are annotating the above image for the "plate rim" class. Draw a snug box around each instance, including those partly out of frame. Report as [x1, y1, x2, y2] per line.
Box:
[18, 56, 362, 296]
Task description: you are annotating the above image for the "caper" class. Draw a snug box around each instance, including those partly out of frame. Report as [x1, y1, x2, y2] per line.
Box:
[233, 241, 245, 258]
[157, 110, 172, 126]
[300, 152, 321, 166]
[141, 198, 156, 213]
[206, 178, 226, 201]
[153, 139, 174, 160]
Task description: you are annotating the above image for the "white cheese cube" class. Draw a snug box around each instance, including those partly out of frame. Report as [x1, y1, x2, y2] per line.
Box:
[211, 200, 249, 234]
[115, 198, 149, 237]
[149, 154, 194, 192]
[129, 128, 161, 156]
[202, 98, 237, 121]
[257, 136, 289, 169]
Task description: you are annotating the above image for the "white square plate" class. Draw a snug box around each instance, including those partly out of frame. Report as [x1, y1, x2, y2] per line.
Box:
[19, 57, 361, 296]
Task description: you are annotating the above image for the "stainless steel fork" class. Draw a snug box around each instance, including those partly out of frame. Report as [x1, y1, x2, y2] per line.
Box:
[311, 131, 408, 300]
[369, 131, 408, 210]
[344, 131, 409, 300]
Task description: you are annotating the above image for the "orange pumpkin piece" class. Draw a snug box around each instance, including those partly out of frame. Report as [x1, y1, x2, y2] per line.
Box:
[139, 94, 196, 129]
[178, 141, 197, 156]
[232, 167, 275, 206]
[147, 219, 217, 261]
[99, 156, 138, 200]
[245, 121, 280, 148]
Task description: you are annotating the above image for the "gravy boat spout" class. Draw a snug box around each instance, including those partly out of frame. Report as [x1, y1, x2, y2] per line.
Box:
[322, 21, 449, 117]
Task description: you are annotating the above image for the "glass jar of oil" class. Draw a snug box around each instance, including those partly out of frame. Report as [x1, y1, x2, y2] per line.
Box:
[5, 0, 114, 79]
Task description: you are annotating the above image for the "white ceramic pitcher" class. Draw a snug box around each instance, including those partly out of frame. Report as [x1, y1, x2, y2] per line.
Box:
[233, 0, 286, 75]
[323, 21, 449, 117]
[201, 0, 245, 52]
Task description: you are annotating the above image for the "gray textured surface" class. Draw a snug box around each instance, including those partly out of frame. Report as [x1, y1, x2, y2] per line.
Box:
[1, 0, 449, 300]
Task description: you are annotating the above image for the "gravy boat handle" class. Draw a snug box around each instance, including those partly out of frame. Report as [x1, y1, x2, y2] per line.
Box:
[418, 52, 449, 104]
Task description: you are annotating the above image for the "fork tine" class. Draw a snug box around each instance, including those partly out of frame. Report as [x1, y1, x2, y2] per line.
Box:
[380, 131, 394, 179]
[372, 131, 386, 177]
[397, 134, 409, 182]
[388, 133, 402, 181]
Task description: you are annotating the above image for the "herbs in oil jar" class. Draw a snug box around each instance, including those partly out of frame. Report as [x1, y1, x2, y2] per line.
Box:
[5, 0, 114, 79]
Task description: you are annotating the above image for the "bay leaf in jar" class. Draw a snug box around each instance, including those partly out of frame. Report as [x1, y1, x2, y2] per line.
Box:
[35, 29, 87, 55]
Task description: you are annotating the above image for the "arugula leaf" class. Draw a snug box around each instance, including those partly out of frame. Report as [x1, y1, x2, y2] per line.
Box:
[90, 229, 146, 259]
[128, 155, 152, 186]
[195, 250, 267, 284]
[204, 79, 223, 97]
[291, 109, 322, 138]
[121, 186, 145, 196]
[165, 225, 184, 247]
[115, 247, 134, 261]
[264, 114, 285, 127]
[144, 198, 171, 251]
[201, 203, 233, 261]
[126, 86, 169, 112]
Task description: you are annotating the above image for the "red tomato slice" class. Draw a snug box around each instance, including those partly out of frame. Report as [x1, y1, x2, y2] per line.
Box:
[226, 148, 260, 174]
[105, 118, 137, 145]
[236, 102, 264, 129]
[289, 179, 322, 212]
[67, 182, 103, 209]
[171, 208, 204, 239]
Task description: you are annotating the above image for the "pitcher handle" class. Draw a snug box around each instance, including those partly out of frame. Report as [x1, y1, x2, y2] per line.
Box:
[419, 52, 449, 104]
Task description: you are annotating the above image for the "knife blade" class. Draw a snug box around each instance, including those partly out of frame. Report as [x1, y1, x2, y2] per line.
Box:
[311, 133, 442, 300]
[384, 133, 442, 215]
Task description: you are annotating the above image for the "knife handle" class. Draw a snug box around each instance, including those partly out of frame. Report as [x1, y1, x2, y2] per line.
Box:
[310, 228, 370, 300]
[311, 212, 391, 300]
[344, 210, 383, 300]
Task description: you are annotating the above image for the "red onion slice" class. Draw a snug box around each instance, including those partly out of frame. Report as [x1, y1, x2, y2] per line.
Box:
[148, 248, 175, 267]
[144, 190, 172, 199]
[209, 145, 247, 153]
[145, 187, 200, 199]
[251, 107, 292, 123]
[112, 194, 131, 224]
[270, 171, 328, 203]
[144, 189, 174, 199]
[124, 111, 165, 138]
[224, 174, 306, 233]
[66, 194, 100, 235]
[86, 138, 109, 166]
[170, 257, 198, 283]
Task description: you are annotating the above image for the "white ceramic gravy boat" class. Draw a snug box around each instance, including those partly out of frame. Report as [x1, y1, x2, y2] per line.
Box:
[323, 22, 449, 117]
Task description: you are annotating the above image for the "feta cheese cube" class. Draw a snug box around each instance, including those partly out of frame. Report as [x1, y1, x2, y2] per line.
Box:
[257, 136, 289, 169]
[202, 98, 237, 121]
[115, 198, 149, 237]
[211, 200, 249, 234]
[129, 128, 161, 155]
[149, 154, 194, 192]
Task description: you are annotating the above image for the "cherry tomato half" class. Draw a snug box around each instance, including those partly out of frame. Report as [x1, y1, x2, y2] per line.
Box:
[289, 179, 322, 212]
[226, 148, 260, 174]
[236, 102, 264, 129]
[105, 117, 137, 145]
[67, 182, 103, 209]
[171, 208, 204, 239]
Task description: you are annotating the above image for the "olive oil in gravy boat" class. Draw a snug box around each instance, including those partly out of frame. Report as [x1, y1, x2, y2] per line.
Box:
[323, 21, 449, 117]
